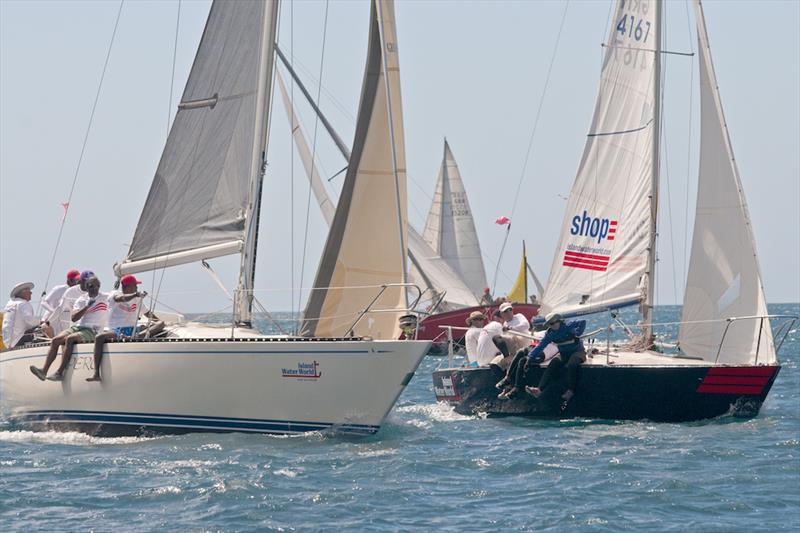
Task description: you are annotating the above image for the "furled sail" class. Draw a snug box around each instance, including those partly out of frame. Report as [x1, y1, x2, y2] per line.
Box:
[422, 140, 488, 298]
[678, 0, 774, 364]
[301, 0, 409, 339]
[117, 1, 276, 276]
[277, 65, 478, 309]
[540, 0, 660, 317]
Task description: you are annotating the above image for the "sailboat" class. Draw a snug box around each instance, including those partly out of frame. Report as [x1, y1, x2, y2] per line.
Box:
[433, 0, 796, 421]
[0, 0, 432, 436]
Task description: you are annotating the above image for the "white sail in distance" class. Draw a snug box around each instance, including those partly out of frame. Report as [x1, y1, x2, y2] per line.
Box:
[301, 0, 409, 339]
[540, 0, 660, 317]
[422, 140, 488, 298]
[678, 0, 775, 364]
[117, 1, 277, 276]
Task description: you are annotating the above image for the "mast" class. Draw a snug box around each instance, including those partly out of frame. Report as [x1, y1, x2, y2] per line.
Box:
[236, 0, 279, 325]
[374, 0, 409, 308]
[643, 0, 663, 338]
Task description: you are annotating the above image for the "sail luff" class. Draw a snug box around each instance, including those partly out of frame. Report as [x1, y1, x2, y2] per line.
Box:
[677, 0, 774, 364]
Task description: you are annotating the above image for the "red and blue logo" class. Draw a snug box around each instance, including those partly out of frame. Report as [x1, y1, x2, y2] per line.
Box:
[570, 211, 617, 243]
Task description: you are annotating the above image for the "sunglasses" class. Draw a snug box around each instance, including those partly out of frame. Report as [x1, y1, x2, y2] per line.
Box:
[86, 283, 99, 289]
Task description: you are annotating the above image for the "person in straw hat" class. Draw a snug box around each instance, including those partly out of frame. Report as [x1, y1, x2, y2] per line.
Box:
[463, 310, 487, 364]
[2, 282, 42, 348]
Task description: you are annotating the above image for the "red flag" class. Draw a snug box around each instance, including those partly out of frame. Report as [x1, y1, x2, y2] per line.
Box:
[494, 216, 510, 225]
[61, 202, 70, 222]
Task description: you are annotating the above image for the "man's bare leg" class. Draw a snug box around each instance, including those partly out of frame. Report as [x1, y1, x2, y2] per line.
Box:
[87, 332, 116, 382]
[48, 334, 82, 381]
[30, 335, 67, 380]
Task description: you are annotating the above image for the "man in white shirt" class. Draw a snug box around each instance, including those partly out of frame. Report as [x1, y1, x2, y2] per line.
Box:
[2, 282, 42, 348]
[463, 311, 487, 365]
[87, 274, 149, 382]
[30, 276, 110, 381]
[474, 310, 510, 366]
[500, 302, 531, 354]
[40, 269, 80, 337]
[51, 270, 94, 334]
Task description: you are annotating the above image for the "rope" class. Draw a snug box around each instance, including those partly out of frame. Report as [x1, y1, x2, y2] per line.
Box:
[40, 0, 125, 307]
[297, 0, 330, 321]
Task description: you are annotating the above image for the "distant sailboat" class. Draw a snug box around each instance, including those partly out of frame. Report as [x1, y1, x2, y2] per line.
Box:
[434, 0, 795, 421]
[1, 0, 430, 436]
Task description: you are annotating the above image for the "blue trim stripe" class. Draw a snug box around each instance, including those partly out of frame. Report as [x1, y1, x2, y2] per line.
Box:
[0, 349, 378, 364]
[12, 410, 380, 436]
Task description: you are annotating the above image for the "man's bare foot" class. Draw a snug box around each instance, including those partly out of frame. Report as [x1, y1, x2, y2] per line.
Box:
[86, 375, 101, 382]
[525, 386, 542, 398]
[46, 372, 63, 382]
[30, 366, 46, 381]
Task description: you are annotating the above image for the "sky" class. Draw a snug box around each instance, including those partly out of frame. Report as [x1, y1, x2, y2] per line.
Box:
[1, 0, 798, 317]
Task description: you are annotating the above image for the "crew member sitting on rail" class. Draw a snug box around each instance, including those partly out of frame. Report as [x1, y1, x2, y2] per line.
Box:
[463, 310, 486, 365]
[87, 274, 153, 382]
[526, 312, 587, 403]
[30, 276, 110, 382]
[51, 270, 94, 332]
[499, 302, 530, 354]
[2, 282, 43, 348]
[40, 269, 80, 337]
[473, 310, 510, 366]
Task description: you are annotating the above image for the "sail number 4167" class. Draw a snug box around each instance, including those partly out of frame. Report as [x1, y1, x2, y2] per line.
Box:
[617, 15, 651, 43]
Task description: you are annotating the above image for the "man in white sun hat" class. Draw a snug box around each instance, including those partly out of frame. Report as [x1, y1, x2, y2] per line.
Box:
[2, 282, 43, 348]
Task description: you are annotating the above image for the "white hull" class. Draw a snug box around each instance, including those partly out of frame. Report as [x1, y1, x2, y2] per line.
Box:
[0, 338, 430, 436]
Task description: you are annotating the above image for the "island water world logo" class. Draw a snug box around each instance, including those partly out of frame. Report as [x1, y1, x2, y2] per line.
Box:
[281, 360, 322, 380]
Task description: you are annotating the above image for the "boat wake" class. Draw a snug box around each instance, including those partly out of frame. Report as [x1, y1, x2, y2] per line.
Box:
[0, 429, 156, 446]
[392, 401, 477, 428]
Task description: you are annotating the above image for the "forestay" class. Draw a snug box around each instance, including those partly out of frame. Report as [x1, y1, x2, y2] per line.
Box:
[541, 0, 660, 317]
[117, 1, 276, 276]
[422, 141, 488, 298]
[301, 0, 408, 339]
[678, 0, 775, 364]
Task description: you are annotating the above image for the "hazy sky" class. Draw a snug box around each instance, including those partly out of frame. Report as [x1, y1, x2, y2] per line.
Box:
[1, 0, 798, 316]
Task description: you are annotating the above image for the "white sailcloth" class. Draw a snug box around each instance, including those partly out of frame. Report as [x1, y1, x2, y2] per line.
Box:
[422, 140, 488, 298]
[301, 0, 409, 339]
[541, 0, 660, 317]
[678, 0, 775, 364]
[118, 1, 276, 275]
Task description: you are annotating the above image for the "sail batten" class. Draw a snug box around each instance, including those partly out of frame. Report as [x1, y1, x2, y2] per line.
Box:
[678, 0, 774, 364]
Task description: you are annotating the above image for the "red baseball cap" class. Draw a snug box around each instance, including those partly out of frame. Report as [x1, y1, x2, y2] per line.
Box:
[120, 274, 142, 286]
[66, 269, 81, 280]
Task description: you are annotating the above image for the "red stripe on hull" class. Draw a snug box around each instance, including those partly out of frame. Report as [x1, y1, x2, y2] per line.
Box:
[702, 375, 770, 386]
[696, 384, 765, 395]
[707, 366, 777, 377]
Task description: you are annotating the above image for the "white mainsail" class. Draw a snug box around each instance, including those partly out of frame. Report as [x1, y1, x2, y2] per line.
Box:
[301, 0, 409, 339]
[117, 1, 277, 278]
[678, 0, 775, 364]
[540, 0, 660, 317]
[422, 140, 488, 298]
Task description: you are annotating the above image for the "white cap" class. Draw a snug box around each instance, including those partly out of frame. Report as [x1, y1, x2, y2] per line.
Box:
[499, 302, 513, 313]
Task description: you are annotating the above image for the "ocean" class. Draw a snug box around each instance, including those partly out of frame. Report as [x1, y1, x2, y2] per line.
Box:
[1, 304, 798, 531]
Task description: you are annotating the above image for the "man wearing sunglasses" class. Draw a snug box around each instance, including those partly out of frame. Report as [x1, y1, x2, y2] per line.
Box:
[30, 276, 110, 382]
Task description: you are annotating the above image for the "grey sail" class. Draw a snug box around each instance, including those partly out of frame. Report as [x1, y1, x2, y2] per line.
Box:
[422, 140, 488, 298]
[117, 0, 276, 276]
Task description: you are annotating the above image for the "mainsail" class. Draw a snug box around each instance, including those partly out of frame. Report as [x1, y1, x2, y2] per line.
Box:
[300, 0, 409, 339]
[117, 1, 277, 278]
[540, 0, 660, 317]
[422, 140, 488, 298]
[678, 0, 775, 364]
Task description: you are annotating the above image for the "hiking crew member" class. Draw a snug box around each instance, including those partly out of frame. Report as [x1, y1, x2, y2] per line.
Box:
[2, 282, 42, 348]
[41, 269, 80, 337]
[87, 275, 149, 382]
[474, 310, 510, 366]
[463, 311, 486, 364]
[499, 302, 531, 354]
[30, 276, 110, 381]
[526, 313, 587, 403]
[53, 270, 94, 332]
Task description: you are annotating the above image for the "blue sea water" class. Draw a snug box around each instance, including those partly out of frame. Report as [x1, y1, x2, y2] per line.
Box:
[1, 304, 798, 532]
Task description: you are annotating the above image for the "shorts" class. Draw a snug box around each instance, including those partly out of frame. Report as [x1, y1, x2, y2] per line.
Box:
[62, 325, 96, 343]
[111, 326, 135, 338]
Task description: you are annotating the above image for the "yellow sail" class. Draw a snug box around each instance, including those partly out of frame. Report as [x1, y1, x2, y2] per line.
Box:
[506, 242, 528, 304]
[0, 312, 5, 350]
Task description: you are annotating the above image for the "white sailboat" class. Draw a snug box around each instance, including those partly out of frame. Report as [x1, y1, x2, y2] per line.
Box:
[434, 0, 795, 421]
[0, 0, 430, 436]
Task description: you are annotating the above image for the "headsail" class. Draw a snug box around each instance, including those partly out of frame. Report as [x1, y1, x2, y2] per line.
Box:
[678, 0, 774, 364]
[540, 0, 660, 317]
[116, 1, 277, 277]
[506, 242, 528, 304]
[301, 0, 409, 339]
[422, 140, 488, 298]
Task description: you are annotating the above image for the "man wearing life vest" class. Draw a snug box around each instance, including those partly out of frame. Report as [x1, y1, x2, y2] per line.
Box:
[526, 312, 587, 403]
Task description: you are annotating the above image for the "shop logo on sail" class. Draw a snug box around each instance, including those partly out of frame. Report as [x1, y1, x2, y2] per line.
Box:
[281, 361, 322, 380]
[564, 211, 618, 272]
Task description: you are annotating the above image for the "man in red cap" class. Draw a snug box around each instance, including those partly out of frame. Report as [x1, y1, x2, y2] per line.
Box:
[86, 274, 150, 382]
[40, 269, 81, 337]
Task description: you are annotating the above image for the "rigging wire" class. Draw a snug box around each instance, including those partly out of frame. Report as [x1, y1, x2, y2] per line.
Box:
[297, 0, 330, 317]
[493, 0, 570, 291]
[40, 0, 125, 305]
[290, 0, 295, 331]
[682, 0, 696, 293]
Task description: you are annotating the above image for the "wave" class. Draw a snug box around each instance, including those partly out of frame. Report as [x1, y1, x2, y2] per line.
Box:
[0, 429, 156, 446]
